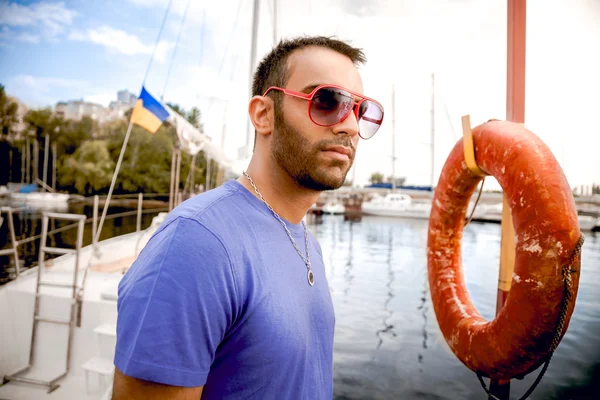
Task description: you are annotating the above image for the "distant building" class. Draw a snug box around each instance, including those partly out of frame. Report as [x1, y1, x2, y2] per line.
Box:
[6, 95, 29, 137]
[55, 89, 138, 123]
[117, 90, 137, 106]
[54, 99, 107, 122]
[107, 101, 133, 120]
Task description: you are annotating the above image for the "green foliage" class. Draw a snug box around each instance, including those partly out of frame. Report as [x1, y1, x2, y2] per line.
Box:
[369, 172, 384, 184]
[0, 84, 19, 136]
[187, 107, 203, 132]
[59, 140, 114, 195]
[107, 124, 176, 193]
[4, 96, 217, 196]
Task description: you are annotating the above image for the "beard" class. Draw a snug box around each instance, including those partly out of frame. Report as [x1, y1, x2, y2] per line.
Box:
[271, 108, 355, 191]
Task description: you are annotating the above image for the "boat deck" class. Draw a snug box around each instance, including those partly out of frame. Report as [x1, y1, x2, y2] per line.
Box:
[0, 216, 163, 400]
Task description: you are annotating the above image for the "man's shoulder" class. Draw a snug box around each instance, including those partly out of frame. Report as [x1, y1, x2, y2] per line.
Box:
[154, 180, 255, 242]
[173, 180, 240, 218]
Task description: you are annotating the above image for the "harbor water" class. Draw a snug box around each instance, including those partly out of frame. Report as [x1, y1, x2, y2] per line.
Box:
[308, 215, 599, 400]
[1, 209, 599, 399]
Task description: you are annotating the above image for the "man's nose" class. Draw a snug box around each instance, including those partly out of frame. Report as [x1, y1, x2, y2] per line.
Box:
[332, 108, 359, 138]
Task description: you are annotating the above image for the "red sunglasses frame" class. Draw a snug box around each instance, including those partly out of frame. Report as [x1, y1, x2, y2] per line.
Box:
[262, 84, 384, 139]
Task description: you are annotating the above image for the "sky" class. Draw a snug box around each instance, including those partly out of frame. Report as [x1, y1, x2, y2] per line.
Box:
[1, 0, 599, 189]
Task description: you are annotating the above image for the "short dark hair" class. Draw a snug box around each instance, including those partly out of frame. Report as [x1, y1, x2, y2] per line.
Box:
[252, 36, 366, 98]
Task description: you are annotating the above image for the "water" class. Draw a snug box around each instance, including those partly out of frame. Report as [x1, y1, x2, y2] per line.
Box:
[2, 210, 599, 399]
[307, 215, 600, 400]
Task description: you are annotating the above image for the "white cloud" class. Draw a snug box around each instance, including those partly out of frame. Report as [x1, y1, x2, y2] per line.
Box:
[0, 1, 77, 41]
[127, 0, 167, 8]
[68, 25, 173, 63]
[6, 75, 99, 107]
[6, 75, 135, 110]
[16, 32, 41, 43]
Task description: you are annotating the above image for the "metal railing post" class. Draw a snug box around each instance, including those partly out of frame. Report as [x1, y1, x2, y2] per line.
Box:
[136, 193, 143, 232]
[92, 195, 99, 250]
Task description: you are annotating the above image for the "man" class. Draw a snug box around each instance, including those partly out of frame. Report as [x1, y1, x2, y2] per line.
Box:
[111, 36, 384, 399]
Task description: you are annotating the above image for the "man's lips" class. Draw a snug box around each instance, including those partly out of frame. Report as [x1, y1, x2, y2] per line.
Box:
[321, 145, 353, 160]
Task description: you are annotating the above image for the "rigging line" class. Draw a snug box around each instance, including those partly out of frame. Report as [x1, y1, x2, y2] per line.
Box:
[142, 0, 174, 87]
[218, 0, 246, 77]
[205, 0, 246, 116]
[195, 7, 208, 109]
[95, 0, 173, 248]
[162, 0, 193, 101]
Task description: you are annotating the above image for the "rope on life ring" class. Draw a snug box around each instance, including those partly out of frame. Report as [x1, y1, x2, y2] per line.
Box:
[427, 120, 584, 389]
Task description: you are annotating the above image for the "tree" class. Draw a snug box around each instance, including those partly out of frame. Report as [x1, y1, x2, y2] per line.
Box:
[166, 103, 204, 133]
[106, 122, 179, 194]
[23, 108, 56, 138]
[369, 172, 384, 184]
[187, 107, 203, 132]
[166, 102, 185, 116]
[0, 84, 19, 136]
[60, 140, 114, 195]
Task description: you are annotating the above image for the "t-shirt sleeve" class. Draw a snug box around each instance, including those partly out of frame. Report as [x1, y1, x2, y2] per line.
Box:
[114, 216, 239, 387]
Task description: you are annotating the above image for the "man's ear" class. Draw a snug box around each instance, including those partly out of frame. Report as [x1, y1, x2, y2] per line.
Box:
[248, 95, 274, 138]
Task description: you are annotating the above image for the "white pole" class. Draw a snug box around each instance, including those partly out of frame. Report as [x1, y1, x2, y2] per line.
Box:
[137, 193, 143, 232]
[21, 144, 25, 183]
[25, 137, 30, 183]
[190, 154, 196, 195]
[94, 121, 134, 244]
[169, 150, 176, 211]
[92, 195, 99, 250]
[391, 84, 396, 192]
[174, 150, 182, 207]
[206, 156, 211, 191]
[42, 134, 49, 192]
[33, 138, 39, 185]
[273, 0, 278, 45]
[430, 73, 435, 190]
[52, 142, 57, 190]
[245, 0, 261, 153]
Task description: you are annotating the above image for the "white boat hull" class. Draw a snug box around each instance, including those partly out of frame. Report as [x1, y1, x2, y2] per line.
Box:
[0, 213, 166, 400]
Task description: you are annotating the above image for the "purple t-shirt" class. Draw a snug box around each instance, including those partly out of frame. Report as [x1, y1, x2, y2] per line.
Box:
[114, 180, 335, 399]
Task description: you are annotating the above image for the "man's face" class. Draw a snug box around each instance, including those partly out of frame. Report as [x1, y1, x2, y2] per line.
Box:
[271, 46, 363, 191]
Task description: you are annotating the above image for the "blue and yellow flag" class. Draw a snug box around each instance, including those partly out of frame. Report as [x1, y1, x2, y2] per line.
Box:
[130, 86, 170, 134]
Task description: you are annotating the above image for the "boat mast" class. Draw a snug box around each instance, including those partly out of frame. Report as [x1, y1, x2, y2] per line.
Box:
[430, 72, 435, 191]
[245, 0, 261, 156]
[42, 133, 49, 192]
[391, 83, 396, 192]
[273, 0, 278, 45]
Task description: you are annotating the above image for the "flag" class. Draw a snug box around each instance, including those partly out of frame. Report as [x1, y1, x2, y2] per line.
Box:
[165, 105, 206, 156]
[130, 86, 170, 134]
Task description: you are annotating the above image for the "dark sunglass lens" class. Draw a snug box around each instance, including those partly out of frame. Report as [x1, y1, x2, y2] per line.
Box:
[310, 87, 353, 125]
[358, 100, 383, 139]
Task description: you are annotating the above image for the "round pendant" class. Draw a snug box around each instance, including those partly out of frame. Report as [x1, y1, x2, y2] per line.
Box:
[307, 270, 315, 286]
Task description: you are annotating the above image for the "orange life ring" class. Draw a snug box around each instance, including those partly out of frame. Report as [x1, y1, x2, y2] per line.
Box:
[427, 120, 582, 380]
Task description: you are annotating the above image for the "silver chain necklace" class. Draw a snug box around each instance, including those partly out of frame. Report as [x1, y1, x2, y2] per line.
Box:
[243, 171, 315, 287]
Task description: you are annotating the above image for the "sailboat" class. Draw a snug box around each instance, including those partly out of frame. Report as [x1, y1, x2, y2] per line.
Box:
[361, 76, 436, 219]
[0, 0, 249, 398]
[9, 134, 70, 211]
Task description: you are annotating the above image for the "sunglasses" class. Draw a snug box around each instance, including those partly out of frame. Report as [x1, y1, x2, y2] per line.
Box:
[263, 84, 384, 139]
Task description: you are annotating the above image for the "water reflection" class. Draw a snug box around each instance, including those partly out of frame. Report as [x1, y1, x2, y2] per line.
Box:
[306, 216, 600, 400]
[376, 226, 396, 350]
[417, 275, 429, 373]
[343, 221, 354, 300]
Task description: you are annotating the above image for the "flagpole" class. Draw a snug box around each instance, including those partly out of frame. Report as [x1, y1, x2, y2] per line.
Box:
[94, 120, 134, 246]
[93, 0, 172, 246]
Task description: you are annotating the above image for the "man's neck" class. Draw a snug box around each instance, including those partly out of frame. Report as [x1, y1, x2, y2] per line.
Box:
[238, 157, 320, 225]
